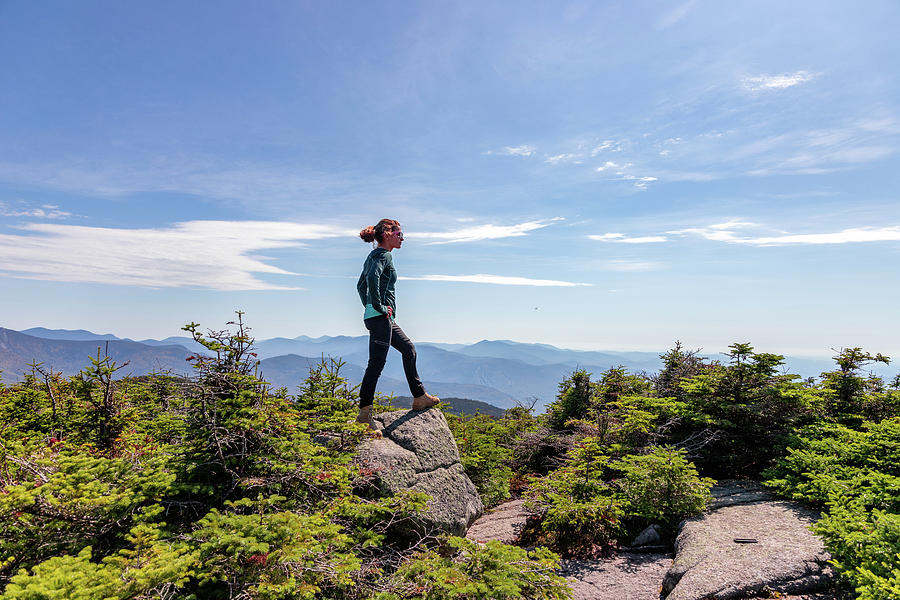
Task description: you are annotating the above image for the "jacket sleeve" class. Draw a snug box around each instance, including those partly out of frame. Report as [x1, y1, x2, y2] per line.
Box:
[356, 268, 368, 307]
[364, 254, 388, 314]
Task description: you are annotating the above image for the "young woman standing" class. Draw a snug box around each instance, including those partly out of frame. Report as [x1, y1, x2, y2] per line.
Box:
[356, 219, 439, 433]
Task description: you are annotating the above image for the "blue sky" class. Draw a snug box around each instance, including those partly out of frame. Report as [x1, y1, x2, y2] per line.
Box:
[1, 1, 898, 357]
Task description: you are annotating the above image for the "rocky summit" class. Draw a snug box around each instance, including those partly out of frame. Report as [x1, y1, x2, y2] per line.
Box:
[356, 408, 483, 536]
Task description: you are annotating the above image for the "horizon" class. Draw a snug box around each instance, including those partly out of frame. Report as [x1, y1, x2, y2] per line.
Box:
[1, 2, 898, 357]
[9, 324, 871, 361]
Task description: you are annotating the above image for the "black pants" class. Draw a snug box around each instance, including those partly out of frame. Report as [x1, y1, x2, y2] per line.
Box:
[359, 317, 425, 407]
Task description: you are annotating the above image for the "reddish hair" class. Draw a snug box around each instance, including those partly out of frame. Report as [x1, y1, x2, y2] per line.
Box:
[360, 218, 400, 243]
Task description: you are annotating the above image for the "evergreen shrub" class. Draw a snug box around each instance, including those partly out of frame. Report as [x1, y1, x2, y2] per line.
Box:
[764, 418, 900, 600]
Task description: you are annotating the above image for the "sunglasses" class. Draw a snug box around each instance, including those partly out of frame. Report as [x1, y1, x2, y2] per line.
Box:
[393, 229, 404, 241]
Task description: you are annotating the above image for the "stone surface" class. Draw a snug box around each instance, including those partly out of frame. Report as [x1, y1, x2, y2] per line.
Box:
[631, 524, 663, 547]
[561, 553, 674, 600]
[466, 498, 528, 544]
[356, 408, 483, 536]
[709, 479, 775, 510]
[662, 480, 833, 600]
[466, 499, 674, 600]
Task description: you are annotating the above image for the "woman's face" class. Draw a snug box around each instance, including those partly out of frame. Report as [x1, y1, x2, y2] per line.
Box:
[386, 226, 403, 250]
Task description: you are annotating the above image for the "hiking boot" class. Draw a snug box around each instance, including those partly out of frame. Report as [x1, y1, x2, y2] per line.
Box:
[412, 393, 440, 411]
[356, 405, 383, 438]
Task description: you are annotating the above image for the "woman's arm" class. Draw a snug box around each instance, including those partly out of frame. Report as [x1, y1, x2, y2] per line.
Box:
[365, 255, 388, 315]
[356, 269, 368, 306]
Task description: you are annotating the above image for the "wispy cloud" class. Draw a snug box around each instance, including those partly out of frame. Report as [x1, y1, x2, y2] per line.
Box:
[0, 221, 353, 290]
[656, 0, 698, 30]
[616, 174, 658, 190]
[589, 233, 668, 243]
[654, 116, 899, 178]
[0, 158, 369, 211]
[742, 71, 817, 91]
[592, 160, 658, 189]
[0, 202, 72, 219]
[591, 140, 622, 156]
[399, 274, 591, 287]
[484, 145, 536, 157]
[544, 153, 581, 165]
[669, 221, 900, 246]
[601, 260, 661, 272]
[416, 218, 563, 244]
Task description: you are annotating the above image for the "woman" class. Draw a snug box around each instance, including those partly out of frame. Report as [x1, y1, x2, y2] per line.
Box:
[356, 218, 439, 433]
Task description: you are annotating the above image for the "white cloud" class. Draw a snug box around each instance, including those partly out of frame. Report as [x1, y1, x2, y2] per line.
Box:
[485, 145, 536, 157]
[602, 260, 661, 272]
[668, 220, 760, 242]
[669, 221, 900, 246]
[399, 274, 591, 287]
[0, 220, 353, 290]
[545, 153, 581, 165]
[595, 161, 619, 172]
[589, 233, 668, 243]
[742, 71, 817, 91]
[590, 141, 621, 156]
[415, 218, 562, 244]
[738, 227, 900, 246]
[615, 174, 658, 190]
[708, 220, 759, 230]
[0, 202, 72, 219]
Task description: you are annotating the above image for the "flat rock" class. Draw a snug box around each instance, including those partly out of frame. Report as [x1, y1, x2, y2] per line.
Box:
[357, 408, 483, 536]
[662, 481, 832, 600]
[466, 502, 675, 599]
[561, 553, 674, 600]
[466, 498, 528, 544]
[710, 479, 775, 510]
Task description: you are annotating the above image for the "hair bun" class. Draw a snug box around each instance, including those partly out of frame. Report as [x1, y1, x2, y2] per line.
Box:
[360, 226, 376, 243]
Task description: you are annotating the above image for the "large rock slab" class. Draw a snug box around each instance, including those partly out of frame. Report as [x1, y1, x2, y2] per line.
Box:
[662, 480, 833, 600]
[561, 553, 674, 600]
[357, 408, 483, 536]
[466, 498, 528, 544]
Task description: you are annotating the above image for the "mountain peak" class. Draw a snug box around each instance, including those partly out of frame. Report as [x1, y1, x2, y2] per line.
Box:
[18, 327, 120, 341]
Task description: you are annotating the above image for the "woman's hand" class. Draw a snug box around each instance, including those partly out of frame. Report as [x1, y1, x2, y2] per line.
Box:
[386, 306, 393, 318]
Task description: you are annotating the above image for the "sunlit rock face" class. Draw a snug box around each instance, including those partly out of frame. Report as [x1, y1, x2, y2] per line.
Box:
[356, 408, 483, 536]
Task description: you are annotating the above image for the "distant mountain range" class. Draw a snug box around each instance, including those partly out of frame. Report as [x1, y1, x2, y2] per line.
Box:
[3, 327, 895, 411]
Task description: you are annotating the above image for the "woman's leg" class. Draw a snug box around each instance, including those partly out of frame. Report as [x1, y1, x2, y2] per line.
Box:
[389, 321, 426, 398]
[359, 317, 392, 407]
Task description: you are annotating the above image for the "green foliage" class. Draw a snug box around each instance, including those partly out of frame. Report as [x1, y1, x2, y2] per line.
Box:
[674, 343, 824, 475]
[820, 348, 894, 421]
[189, 497, 361, 599]
[0, 445, 175, 575]
[444, 407, 539, 507]
[523, 439, 711, 556]
[3, 314, 583, 599]
[377, 537, 571, 600]
[0, 314, 435, 599]
[610, 448, 714, 526]
[546, 369, 593, 430]
[4, 326, 897, 598]
[3, 526, 196, 600]
[764, 417, 900, 599]
[763, 419, 900, 510]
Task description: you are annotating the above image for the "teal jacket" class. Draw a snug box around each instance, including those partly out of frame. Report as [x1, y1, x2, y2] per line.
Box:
[357, 248, 397, 318]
